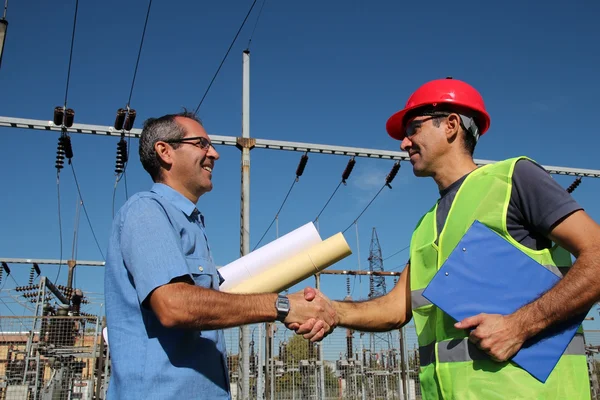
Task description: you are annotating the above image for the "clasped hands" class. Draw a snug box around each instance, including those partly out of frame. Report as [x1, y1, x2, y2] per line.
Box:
[283, 287, 337, 342]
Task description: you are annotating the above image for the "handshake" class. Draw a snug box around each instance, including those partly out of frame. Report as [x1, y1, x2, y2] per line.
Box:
[281, 287, 339, 342]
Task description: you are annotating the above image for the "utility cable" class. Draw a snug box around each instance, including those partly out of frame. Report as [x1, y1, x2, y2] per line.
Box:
[252, 153, 309, 250]
[70, 163, 105, 260]
[55, 174, 64, 285]
[63, 0, 79, 108]
[314, 181, 342, 225]
[246, 0, 267, 50]
[314, 157, 356, 227]
[383, 244, 410, 261]
[115, 0, 153, 202]
[342, 184, 386, 234]
[194, 0, 258, 114]
[55, 0, 79, 285]
[253, 177, 296, 251]
[342, 161, 401, 234]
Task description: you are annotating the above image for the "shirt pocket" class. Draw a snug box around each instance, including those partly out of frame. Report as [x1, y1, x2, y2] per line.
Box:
[185, 256, 216, 289]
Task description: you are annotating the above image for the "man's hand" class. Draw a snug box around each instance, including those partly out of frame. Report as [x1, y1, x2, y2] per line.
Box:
[284, 287, 337, 342]
[454, 313, 527, 362]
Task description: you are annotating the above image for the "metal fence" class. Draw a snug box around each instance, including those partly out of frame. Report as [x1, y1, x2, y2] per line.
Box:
[3, 318, 600, 400]
[222, 322, 421, 400]
[0, 315, 105, 400]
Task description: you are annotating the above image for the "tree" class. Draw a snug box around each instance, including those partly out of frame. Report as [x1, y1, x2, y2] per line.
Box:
[275, 335, 338, 394]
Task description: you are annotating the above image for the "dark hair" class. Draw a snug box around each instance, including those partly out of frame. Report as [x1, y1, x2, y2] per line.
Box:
[138, 109, 203, 181]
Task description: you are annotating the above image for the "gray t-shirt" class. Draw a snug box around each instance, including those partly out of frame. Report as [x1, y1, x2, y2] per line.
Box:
[435, 159, 582, 250]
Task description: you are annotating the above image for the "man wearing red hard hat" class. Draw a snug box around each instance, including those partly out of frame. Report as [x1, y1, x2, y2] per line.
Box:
[294, 78, 600, 399]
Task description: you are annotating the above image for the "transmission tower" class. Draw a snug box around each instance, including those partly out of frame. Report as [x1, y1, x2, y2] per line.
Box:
[368, 227, 386, 299]
[366, 227, 392, 374]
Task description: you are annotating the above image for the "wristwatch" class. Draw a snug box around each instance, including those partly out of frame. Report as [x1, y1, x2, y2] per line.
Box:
[275, 295, 290, 322]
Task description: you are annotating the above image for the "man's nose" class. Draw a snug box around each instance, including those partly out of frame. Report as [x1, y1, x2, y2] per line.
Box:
[208, 145, 220, 160]
[400, 136, 411, 151]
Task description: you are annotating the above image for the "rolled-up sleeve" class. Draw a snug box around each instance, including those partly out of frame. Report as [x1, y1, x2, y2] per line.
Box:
[120, 198, 190, 306]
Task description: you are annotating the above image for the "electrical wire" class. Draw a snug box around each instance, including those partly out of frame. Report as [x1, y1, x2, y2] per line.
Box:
[194, 0, 258, 114]
[63, 0, 79, 108]
[246, 0, 268, 50]
[2, 0, 8, 19]
[120, 0, 154, 199]
[55, 0, 79, 285]
[70, 163, 105, 260]
[55, 174, 64, 285]
[126, 0, 152, 109]
[314, 181, 342, 224]
[383, 244, 410, 261]
[342, 183, 387, 234]
[252, 177, 296, 251]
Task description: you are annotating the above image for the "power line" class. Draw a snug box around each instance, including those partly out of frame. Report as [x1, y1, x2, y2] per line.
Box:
[55, 174, 64, 285]
[246, 0, 268, 50]
[252, 177, 297, 251]
[342, 161, 401, 234]
[126, 0, 152, 109]
[313, 157, 356, 226]
[116, 0, 154, 202]
[63, 0, 79, 108]
[70, 162, 105, 260]
[194, 0, 258, 114]
[252, 153, 309, 250]
[383, 244, 410, 261]
[342, 184, 387, 234]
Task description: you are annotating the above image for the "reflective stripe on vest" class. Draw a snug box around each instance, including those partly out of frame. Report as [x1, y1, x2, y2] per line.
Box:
[411, 264, 567, 310]
[419, 333, 585, 367]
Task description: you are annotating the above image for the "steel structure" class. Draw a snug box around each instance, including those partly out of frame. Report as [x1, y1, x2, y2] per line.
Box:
[3, 45, 600, 399]
[2, 115, 600, 178]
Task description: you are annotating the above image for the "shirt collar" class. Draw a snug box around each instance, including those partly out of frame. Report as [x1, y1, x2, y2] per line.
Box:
[150, 183, 197, 217]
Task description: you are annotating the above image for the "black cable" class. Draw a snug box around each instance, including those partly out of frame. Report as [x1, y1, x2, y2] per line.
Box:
[55, 173, 64, 285]
[246, 0, 268, 50]
[70, 163, 105, 260]
[124, 168, 129, 199]
[342, 184, 387, 234]
[121, 0, 153, 199]
[314, 180, 342, 224]
[194, 0, 258, 114]
[63, 0, 79, 107]
[383, 244, 410, 261]
[252, 177, 296, 251]
[126, 0, 152, 108]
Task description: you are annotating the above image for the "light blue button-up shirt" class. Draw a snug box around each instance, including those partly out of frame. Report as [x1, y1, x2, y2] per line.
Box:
[105, 183, 230, 399]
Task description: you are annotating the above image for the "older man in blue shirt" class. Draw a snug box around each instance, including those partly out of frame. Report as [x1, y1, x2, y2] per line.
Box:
[105, 111, 337, 399]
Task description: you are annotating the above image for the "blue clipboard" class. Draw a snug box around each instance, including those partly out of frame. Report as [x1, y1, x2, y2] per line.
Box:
[421, 220, 586, 383]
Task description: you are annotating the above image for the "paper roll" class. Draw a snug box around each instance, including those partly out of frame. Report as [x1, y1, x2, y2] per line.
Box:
[219, 222, 322, 291]
[225, 232, 352, 294]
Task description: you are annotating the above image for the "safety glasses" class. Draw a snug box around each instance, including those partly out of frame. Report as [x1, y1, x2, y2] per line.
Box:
[165, 136, 214, 151]
[405, 113, 479, 141]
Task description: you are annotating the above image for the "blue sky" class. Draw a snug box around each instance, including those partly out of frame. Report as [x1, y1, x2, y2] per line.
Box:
[1, 0, 600, 346]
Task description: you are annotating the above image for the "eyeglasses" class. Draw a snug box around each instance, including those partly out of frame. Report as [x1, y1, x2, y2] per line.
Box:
[405, 114, 449, 137]
[405, 113, 479, 141]
[165, 136, 214, 151]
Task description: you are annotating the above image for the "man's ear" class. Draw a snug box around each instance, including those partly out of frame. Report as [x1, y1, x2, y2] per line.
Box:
[155, 141, 173, 168]
[445, 113, 461, 142]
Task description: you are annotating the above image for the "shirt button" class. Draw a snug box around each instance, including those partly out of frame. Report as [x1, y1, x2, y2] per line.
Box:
[198, 266, 204, 272]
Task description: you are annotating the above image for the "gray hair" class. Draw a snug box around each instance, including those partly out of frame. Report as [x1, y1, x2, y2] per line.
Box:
[138, 109, 203, 181]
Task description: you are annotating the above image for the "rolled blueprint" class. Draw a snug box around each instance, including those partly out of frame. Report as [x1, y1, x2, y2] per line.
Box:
[219, 222, 322, 291]
[225, 232, 351, 294]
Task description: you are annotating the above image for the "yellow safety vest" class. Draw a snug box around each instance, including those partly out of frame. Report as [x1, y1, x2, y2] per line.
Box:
[409, 156, 590, 399]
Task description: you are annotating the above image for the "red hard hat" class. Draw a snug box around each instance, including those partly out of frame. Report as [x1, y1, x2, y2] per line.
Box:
[386, 77, 491, 141]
